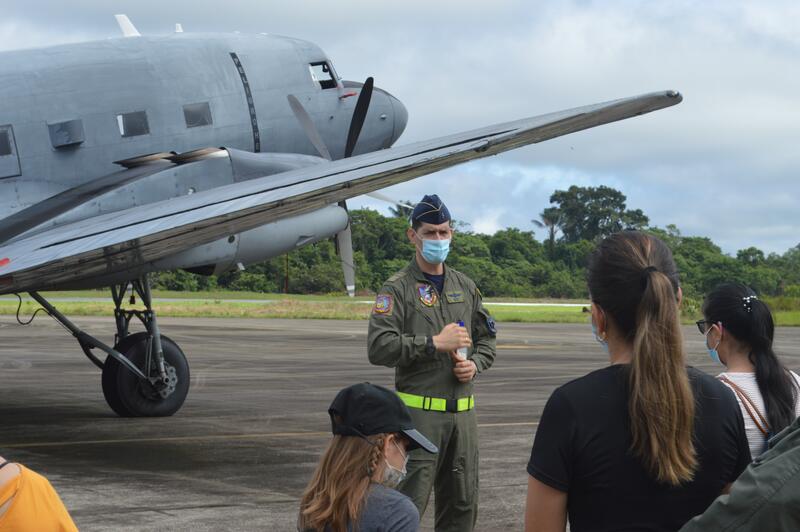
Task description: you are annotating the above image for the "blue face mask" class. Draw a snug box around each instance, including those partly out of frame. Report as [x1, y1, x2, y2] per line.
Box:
[705, 331, 722, 364]
[418, 236, 450, 264]
[592, 321, 609, 354]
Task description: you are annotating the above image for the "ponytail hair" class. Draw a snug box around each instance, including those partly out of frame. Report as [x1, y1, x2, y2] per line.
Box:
[703, 283, 798, 434]
[588, 231, 696, 485]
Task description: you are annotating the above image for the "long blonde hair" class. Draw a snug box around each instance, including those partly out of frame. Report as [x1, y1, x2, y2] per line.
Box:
[588, 231, 696, 485]
[298, 433, 387, 532]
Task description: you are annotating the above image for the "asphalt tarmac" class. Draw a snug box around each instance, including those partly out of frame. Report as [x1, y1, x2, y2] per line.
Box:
[1, 316, 799, 531]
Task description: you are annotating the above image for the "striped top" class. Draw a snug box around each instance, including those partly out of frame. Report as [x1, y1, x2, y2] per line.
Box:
[717, 371, 800, 458]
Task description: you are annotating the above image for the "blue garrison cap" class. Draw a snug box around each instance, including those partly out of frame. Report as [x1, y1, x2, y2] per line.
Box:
[411, 194, 451, 225]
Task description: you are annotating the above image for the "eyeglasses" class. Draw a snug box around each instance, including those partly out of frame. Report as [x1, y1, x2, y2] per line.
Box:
[695, 320, 713, 335]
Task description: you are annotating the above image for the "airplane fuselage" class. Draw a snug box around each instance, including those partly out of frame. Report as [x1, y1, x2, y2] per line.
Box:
[0, 33, 406, 288]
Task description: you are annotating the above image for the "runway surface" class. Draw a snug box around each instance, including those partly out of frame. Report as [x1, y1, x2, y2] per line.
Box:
[1, 316, 799, 531]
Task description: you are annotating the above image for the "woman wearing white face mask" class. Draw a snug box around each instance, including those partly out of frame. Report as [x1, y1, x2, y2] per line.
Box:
[699, 283, 800, 458]
[298, 383, 438, 532]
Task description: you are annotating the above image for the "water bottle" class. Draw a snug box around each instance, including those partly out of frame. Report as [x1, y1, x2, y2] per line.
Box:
[456, 320, 468, 361]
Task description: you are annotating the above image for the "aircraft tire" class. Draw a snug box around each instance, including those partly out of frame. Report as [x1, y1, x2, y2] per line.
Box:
[101, 332, 190, 417]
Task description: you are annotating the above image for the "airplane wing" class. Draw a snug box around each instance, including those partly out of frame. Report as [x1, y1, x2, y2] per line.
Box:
[0, 91, 681, 294]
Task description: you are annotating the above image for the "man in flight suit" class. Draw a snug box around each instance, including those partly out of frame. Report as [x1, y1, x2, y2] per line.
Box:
[367, 194, 497, 532]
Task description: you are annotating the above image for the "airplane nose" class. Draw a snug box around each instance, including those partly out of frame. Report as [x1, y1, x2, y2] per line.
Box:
[389, 95, 408, 145]
[373, 85, 408, 147]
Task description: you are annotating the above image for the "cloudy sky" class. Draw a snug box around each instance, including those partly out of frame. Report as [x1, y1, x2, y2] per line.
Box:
[2, 1, 799, 254]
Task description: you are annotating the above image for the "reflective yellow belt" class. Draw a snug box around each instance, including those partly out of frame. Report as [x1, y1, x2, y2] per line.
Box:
[397, 392, 475, 413]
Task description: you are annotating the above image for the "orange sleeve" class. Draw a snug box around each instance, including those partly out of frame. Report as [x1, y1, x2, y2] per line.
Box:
[0, 465, 78, 532]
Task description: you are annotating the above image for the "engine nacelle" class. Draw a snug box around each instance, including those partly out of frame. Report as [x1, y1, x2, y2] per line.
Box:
[153, 204, 349, 275]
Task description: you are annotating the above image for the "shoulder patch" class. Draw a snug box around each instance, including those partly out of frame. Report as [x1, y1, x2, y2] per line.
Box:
[485, 314, 497, 336]
[372, 294, 394, 316]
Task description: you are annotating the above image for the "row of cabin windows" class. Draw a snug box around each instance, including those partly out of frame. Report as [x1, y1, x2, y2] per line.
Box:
[1, 60, 338, 156]
[118, 102, 213, 138]
[2, 60, 337, 154]
[0, 102, 214, 157]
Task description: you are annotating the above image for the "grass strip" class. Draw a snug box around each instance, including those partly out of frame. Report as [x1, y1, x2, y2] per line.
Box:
[2, 296, 798, 325]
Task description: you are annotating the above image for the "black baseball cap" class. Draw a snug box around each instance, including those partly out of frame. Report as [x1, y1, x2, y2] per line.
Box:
[328, 383, 438, 454]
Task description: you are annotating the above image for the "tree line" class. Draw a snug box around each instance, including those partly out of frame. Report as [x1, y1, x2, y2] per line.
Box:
[153, 185, 800, 301]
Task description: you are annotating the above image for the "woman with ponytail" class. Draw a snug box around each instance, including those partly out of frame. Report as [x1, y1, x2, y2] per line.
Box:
[700, 283, 800, 458]
[298, 383, 437, 532]
[524, 231, 751, 532]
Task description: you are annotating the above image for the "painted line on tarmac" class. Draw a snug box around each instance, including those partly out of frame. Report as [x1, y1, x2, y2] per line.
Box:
[478, 421, 538, 428]
[496, 344, 544, 350]
[0, 421, 538, 449]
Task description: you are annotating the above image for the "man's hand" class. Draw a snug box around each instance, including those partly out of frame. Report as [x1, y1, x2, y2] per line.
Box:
[433, 323, 472, 353]
[452, 359, 477, 383]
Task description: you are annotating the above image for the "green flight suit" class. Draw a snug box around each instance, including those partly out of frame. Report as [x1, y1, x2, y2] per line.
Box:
[367, 259, 497, 532]
[680, 415, 800, 531]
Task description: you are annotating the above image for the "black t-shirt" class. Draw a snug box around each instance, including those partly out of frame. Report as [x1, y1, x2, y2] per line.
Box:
[527, 365, 751, 532]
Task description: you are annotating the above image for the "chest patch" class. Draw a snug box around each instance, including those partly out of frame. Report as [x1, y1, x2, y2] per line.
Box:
[417, 283, 438, 307]
[373, 294, 393, 315]
[445, 291, 465, 303]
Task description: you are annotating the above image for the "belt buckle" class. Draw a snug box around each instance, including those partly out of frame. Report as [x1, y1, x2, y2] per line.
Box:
[445, 399, 458, 413]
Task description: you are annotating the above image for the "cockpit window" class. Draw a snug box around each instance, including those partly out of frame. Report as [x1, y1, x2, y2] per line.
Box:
[309, 61, 339, 90]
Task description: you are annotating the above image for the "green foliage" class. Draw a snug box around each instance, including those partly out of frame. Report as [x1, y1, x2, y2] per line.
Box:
[146, 185, 800, 303]
[737, 246, 765, 265]
[151, 270, 217, 292]
[785, 285, 800, 298]
[546, 185, 649, 243]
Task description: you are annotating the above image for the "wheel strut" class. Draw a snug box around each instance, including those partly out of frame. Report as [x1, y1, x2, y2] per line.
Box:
[28, 274, 176, 398]
[27, 274, 187, 417]
[28, 291, 148, 381]
[110, 278, 175, 398]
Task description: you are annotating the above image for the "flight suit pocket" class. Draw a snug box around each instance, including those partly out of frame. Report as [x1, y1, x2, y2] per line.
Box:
[402, 450, 438, 512]
[454, 452, 478, 506]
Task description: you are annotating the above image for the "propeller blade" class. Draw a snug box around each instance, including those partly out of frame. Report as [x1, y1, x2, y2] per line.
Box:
[344, 77, 374, 158]
[287, 94, 332, 161]
[336, 200, 356, 297]
[366, 192, 415, 210]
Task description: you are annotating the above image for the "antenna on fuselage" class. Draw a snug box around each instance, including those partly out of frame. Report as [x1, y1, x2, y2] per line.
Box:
[115, 14, 141, 37]
[175, 23, 184, 33]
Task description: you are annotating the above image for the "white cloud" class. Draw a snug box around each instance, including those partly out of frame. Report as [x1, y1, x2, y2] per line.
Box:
[471, 208, 505, 235]
[0, 20, 94, 51]
[1, 0, 799, 253]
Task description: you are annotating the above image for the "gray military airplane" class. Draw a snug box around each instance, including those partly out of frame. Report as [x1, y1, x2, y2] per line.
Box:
[0, 16, 682, 417]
